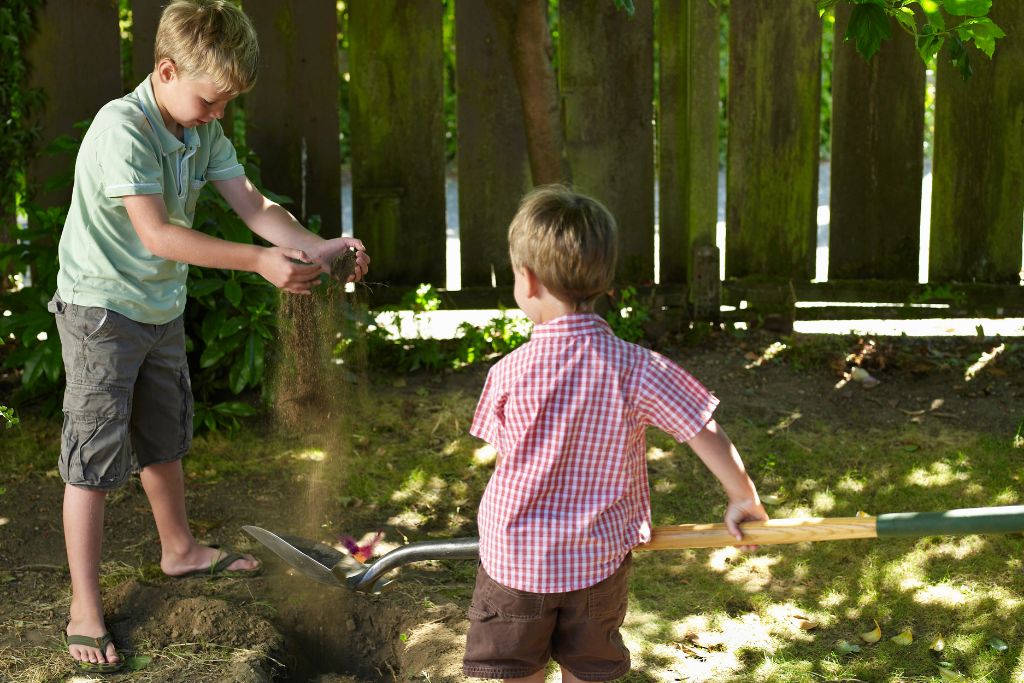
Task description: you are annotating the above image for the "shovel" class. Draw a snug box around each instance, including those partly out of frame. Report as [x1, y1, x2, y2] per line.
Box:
[244, 504, 1024, 593]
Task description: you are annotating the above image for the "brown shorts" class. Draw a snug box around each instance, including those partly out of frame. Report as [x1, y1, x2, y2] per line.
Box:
[463, 554, 632, 681]
[50, 293, 193, 490]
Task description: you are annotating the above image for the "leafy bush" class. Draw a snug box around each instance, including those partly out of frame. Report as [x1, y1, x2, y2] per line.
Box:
[0, 121, 300, 431]
[604, 286, 651, 343]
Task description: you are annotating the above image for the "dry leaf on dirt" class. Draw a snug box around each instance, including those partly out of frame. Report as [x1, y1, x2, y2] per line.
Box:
[859, 619, 882, 643]
[788, 612, 817, 630]
[850, 366, 881, 388]
[890, 627, 913, 645]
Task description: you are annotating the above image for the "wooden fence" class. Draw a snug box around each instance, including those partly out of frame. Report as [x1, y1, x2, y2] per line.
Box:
[23, 0, 1024, 321]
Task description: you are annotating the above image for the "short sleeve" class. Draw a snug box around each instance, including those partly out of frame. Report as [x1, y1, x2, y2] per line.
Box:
[637, 351, 719, 443]
[469, 366, 506, 447]
[204, 121, 244, 181]
[96, 124, 163, 198]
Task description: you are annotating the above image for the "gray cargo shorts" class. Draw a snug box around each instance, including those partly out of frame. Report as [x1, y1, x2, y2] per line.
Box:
[49, 292, 194, 490]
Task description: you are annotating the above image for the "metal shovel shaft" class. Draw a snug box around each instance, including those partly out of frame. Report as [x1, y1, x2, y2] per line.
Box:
[246, 505, 1024, 592]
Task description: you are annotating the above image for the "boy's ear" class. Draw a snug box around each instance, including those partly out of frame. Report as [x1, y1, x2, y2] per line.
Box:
[156, 58, 177, 83]
[520, 265, 542, 299]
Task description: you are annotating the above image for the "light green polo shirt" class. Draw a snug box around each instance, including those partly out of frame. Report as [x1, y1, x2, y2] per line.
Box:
[57, 76, 245, 324]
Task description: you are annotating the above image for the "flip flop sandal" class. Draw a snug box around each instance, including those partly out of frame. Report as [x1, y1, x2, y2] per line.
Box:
[179, 549, 263, 578]
[66, 632, 125, 674]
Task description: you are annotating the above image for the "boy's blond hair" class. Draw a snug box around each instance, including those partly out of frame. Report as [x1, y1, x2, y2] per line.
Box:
[508, 185, 617, 310]
[155, 0, 259, 96]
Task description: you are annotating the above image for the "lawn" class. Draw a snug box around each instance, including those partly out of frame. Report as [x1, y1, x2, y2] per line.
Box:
[1, 330, 1021, 682]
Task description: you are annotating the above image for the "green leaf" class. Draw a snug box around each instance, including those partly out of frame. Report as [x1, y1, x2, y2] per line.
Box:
[894, 7, 917, 32]
[948, 35, 972, 79]
[125, 655, 153, 671]
[917, 26, 945, 62]
[213, 401, 257, 417]
[845, 3, 893, 61]
[959, 17, 1004, 58]
[612, 0, 635, 17]
[944, 0, 992, 17]
[224, 278, 243, 308]
[988, 636, 1009, 652]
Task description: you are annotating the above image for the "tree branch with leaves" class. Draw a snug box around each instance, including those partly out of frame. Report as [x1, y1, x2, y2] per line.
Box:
[821, 0, 1004, 78]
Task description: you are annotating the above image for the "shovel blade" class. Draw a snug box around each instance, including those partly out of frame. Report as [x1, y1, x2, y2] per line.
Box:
[243, 525, 357, 587]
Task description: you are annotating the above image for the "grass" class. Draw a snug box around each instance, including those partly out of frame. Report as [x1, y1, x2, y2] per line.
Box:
[2, 352, 1022, 682]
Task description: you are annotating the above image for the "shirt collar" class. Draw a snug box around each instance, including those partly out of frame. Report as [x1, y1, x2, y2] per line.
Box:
[529, 312, 612, 340]
[134, 76, 200, 155]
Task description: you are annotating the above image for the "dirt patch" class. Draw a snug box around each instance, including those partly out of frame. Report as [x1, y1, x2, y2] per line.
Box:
[1, 329, 1020, 681]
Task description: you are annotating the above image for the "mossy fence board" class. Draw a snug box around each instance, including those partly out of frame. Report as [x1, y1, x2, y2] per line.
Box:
[455, 0, 529, 289]
[829, 4, 925, 281]
[20, 1, 1024, 315]
[929, 0, 1024, 284]
[726, 0, 821, 281]
[561, 0, 655, 284]
[246, 1, 341, 239]
[348, 0, 446, 285]
[658, 0, 720, 287]
[27, 0, 122, 208]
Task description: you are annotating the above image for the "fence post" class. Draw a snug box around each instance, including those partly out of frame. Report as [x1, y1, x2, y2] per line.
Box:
[658, 0, 719, 287]
[561, 0, 655, 284]
[456, 0, 530, 290]
[348, 0, 445, 286]
[929, 0, 1024, 284]
[829, 3, 924, 281]
[726, 0, 820, 280]
[28, 0, 122, 208]
[245, 1, 341, 238]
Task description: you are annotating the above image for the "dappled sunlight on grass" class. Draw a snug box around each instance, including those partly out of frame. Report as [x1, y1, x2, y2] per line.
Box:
[646, 445, 671, 461]
[835, 474, 866, 493]
[810, 489, 836, 514]
[471, 443, 496, 466]
[905, 460, 970, 488]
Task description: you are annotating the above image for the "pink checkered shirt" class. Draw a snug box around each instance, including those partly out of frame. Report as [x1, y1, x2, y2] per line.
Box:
[470, 313, 718, 593]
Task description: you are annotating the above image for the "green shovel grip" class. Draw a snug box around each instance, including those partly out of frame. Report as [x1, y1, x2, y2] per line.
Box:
[876, 505, 1024, 538]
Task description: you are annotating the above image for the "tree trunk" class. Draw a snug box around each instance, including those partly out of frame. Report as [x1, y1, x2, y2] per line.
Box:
[507, 0, 571, 185]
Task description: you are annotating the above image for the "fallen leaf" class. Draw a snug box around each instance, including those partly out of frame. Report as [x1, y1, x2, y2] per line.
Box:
[989, 637, 1009, 652]
[859, 619, 882, 643]
[789, 613, 817, 630]
[930, 635, 945, 652]
[126, 655, 153, 671]
[850, 366, 881, 388]
[937, 666, 966, 682]
[834, 639, 861, 654]
[929, 398, 945, 411]
[890, 627, 913, 645]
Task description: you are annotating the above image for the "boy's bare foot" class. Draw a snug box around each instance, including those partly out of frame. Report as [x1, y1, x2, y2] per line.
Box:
[66, 617, 119, 667]
[161, 544, 260, 577]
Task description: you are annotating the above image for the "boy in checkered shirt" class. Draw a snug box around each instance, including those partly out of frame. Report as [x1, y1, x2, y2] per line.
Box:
[463, 185, 768, 682]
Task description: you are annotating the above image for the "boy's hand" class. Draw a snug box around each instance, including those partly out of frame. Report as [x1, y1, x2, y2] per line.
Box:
[724, 498, 769, 553]
[311, 238, 371, 282]
[258, 247, 324, 294]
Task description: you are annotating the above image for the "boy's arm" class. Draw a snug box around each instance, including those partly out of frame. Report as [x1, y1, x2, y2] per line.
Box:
[213, 175, 370, 281]
[686, 418, 768, 548]
[123, 193, 323, 294]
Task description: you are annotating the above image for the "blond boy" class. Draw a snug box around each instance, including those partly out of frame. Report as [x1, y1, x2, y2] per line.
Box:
[463, 186, 765, 682]
[53, 1, 368, 672]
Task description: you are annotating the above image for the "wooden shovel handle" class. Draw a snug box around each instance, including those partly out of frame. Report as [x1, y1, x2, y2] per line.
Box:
[642, 517, 878, 550]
